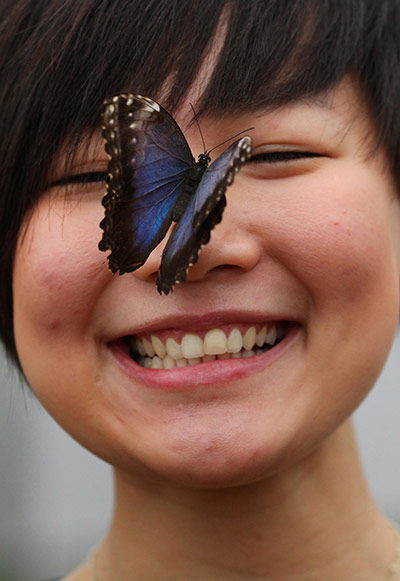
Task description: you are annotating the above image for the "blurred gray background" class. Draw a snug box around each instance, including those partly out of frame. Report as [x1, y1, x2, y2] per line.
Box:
[0, 334, 399, 581]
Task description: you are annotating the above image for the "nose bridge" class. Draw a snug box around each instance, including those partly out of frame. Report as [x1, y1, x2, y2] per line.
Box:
[186, 195, 261, 278]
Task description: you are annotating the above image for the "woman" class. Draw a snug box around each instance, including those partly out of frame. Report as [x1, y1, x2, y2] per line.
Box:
[1, 1, 400, 579]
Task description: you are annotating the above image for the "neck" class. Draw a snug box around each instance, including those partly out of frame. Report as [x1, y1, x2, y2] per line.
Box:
[92, 420, 396, 580]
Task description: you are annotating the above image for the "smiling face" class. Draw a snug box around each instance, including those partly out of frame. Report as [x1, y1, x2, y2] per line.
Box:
[12, 79, 400, 487]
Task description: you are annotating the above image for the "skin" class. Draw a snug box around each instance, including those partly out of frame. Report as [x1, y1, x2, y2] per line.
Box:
[12, 78, 400, 579]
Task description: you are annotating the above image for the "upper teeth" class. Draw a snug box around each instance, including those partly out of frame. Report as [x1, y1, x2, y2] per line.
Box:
[132, 324, 283, 369]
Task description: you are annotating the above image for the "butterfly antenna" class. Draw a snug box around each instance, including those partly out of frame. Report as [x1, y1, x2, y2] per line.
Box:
[189, 103, 207, 153]
[207, 127, 254, 156]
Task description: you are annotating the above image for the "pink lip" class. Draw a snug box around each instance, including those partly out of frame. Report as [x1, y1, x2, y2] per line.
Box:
[107, 324, 302, 390]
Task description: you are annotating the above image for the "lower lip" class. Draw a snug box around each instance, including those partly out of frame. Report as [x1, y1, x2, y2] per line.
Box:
[107, 324, 302, 390]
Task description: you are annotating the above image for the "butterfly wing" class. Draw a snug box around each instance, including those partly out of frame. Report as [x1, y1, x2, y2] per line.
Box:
[156, 136, 253, 294]
[99, 94, 195, 274]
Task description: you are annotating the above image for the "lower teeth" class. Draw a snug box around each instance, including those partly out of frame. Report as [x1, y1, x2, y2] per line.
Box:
[131, 341, 278, 369]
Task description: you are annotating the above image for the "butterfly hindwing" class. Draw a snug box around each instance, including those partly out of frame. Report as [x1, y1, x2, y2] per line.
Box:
[156, 136, 253, 294]
[99, 94, 195, 274]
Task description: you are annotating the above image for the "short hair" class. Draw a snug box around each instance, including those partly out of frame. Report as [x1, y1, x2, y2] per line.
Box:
[1, 0, 400, 366]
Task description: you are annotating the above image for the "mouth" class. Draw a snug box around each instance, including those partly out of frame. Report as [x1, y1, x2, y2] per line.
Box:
[113, 321, 297, 370]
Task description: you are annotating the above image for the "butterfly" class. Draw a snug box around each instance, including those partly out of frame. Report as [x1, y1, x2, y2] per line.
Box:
[99, 93, 253, 294]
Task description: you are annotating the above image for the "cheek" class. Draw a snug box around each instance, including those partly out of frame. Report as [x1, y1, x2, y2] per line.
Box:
[284, 204, 385, 300]
[247, 170, 400, 315]
[13, 197, 109, 346]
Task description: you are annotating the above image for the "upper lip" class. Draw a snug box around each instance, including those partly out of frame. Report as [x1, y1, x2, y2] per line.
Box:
[105, 309, 302, 342]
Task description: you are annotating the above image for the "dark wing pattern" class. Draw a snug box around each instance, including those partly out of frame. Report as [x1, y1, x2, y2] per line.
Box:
[156, 136, 253, 294]
[99, 94, 194, 274]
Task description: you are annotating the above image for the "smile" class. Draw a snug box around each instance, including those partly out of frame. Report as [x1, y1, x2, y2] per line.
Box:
[128, 322, 293, 369]
[107, 314, 302, 389]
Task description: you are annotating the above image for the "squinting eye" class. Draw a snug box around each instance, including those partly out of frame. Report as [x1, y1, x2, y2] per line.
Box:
[249, 151, 323, 163]
[50, 171, 108, 187]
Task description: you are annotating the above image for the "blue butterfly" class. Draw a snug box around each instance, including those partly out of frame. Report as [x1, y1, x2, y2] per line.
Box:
[99, 94, 253, 294]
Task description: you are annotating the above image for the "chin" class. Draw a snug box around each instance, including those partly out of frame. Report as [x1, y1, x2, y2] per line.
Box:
[122, 425, 298, 489]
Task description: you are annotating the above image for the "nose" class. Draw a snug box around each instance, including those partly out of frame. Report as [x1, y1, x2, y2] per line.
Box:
[133, 205, 261, 287]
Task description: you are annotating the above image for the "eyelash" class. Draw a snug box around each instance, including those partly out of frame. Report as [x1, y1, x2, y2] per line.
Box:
[249, 151, 322, 163]
[50, 171, 108, 187]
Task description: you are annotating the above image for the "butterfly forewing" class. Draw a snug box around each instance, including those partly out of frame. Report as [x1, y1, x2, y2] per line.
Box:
[156, 136, 253, 294]
[99, 94, 195, 274]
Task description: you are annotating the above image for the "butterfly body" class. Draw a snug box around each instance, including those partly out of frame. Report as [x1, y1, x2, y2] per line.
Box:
[171, 154, 210, 221]
[99, 93, 253, 294]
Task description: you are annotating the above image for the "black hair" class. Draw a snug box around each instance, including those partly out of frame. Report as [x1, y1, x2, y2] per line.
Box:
[1, 0, 400, 367]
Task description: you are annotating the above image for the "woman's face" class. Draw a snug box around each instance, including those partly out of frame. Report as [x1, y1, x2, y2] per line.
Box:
[12, 79, 400, 487]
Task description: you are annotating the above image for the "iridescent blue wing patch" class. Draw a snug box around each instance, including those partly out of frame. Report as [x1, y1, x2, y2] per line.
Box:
[99, 94, 194, 274]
